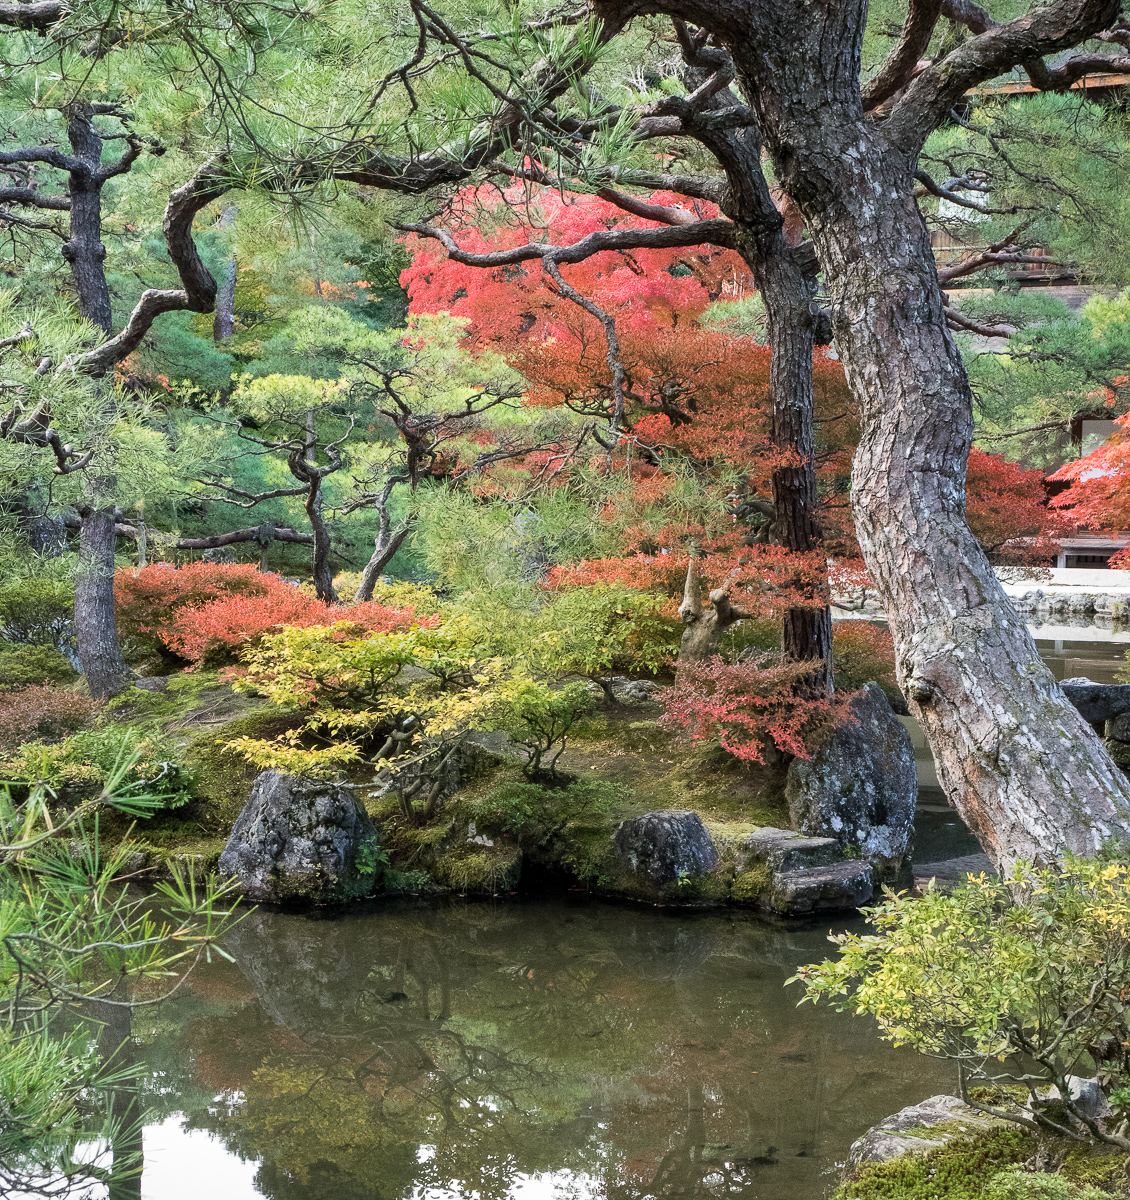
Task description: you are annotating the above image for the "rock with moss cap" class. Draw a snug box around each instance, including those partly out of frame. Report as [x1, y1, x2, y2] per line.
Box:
[609, 809, 719, 902]
[850, 1094, 1011, 1165]
[785, 681, 915, 882]
[219, 769, 383, 905]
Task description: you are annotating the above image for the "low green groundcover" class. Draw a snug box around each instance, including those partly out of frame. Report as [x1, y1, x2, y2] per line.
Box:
[835, 1126, 1128, 1199]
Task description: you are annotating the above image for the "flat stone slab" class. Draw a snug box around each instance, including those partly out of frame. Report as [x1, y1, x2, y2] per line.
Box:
[739, 827, 844, 873]
[850, 1094, 1008, 1165]
[914, 853, 996, 890]
[769, 859, 873, 915]
[1060, 679, 1130, 723]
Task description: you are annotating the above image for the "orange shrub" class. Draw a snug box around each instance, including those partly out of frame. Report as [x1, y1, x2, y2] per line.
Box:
[115, 561, 428, 666]
[115, 562, 281, 650]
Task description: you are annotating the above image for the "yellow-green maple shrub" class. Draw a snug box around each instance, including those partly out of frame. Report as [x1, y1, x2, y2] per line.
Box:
[791, 860, 1130, 1144]
[225, 618, 590, 783]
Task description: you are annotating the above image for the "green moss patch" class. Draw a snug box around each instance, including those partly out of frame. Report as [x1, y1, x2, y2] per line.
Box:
[833, 1127, 1033, 1199]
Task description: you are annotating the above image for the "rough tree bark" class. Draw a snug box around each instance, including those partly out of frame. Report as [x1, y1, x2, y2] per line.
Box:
[212, 204, 238, 344]
[64, 104, 133, 697]
[601, 0, 1130, 869]
[676, 555, 753, 670]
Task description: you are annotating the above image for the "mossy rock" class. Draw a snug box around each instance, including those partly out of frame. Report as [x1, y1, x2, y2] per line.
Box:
[730, 863, 772, 905]
[1105, 738, 1130, 769]
[833, 1126, 1033, 1199]
[185, 710, 305, 823]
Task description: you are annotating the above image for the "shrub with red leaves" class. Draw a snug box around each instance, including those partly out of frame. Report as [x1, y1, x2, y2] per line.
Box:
[115, 562, 427, 666]
[0, 685, 99, 746]
[165, 595, 424, 665]
[658, 654, 852, 763]
[115, 562, 283, 650]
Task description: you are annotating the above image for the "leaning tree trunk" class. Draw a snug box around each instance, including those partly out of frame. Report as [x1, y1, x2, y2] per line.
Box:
[729, 0, 1130, 870]
[65, 103, 132, 697]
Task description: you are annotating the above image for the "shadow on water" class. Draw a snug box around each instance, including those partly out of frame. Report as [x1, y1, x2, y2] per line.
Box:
[130, 898, 953, 1200]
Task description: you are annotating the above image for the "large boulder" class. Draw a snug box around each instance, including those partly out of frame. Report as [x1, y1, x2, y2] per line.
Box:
[609, 810, 720, 902]
[219, 770, 383, 905]
[1060, 679, 1130, 724]
[785, 682, 916, 879]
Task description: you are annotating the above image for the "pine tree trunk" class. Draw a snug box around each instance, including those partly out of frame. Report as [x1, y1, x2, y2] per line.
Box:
[64, 104, 133, 697]
[305, 409, 337, 603]
[741, 239, 833, 694]
[673, 54, 834, 689]
[726, 0, 1130, 868]
[213, 204, 237, 343]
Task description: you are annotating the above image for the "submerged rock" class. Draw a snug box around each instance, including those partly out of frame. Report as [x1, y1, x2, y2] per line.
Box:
[219, 769, 383, 905]
[769, 859, 873, 915]
[785, 682, 915, 879]
[850, 1094, 1008, 1165]
[609, 810, 719, 901]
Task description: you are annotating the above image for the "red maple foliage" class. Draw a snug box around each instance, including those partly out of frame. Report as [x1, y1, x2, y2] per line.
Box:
[658, 653, 851, 762]
[115, 563, 425, 666]
[967, 448, 1071, 564]
[1049, 413, 1130, 553]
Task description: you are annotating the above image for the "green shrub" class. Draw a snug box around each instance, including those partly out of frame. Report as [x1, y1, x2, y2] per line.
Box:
[0, 727, 192, 809]
[0, 579, 74, 649]
[832, 1127, 1032, 1199]
[792, 860, 1130, 1104]
[467, 778, 624, 883]
[0, 644, 78, 691]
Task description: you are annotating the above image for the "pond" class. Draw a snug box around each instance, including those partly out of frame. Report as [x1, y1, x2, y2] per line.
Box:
[116, 898, 952, 1200]
[80, 621, 1130, 1200]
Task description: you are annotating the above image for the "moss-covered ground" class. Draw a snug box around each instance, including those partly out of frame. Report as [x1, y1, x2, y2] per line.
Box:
[91, 686, 794, 899]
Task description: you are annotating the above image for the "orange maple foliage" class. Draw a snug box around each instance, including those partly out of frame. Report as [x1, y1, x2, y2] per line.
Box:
[1050, 413, 1130, 549]
[114, 562, 425, 666]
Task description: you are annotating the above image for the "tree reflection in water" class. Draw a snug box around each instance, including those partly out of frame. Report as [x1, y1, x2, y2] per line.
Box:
[133, 900, 949, 1200]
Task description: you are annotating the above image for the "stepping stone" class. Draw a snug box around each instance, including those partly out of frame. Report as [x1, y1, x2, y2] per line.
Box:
[769, 859, 873, 915]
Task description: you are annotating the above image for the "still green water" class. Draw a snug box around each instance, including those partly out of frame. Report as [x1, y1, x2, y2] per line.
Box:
[129, 898, 952, 1200]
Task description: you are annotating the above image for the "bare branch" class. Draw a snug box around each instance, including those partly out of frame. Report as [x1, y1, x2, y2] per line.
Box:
[594, 186, 700, 225]
[111, 523, 314, 549]
[397, 215, 735, 266]
[0, 187, 70, 212]
[943, 303, 1013, 338]
[0, 0, 67, 29]
[73, 158, 228, 373]
[886, 0, 1123, 152]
